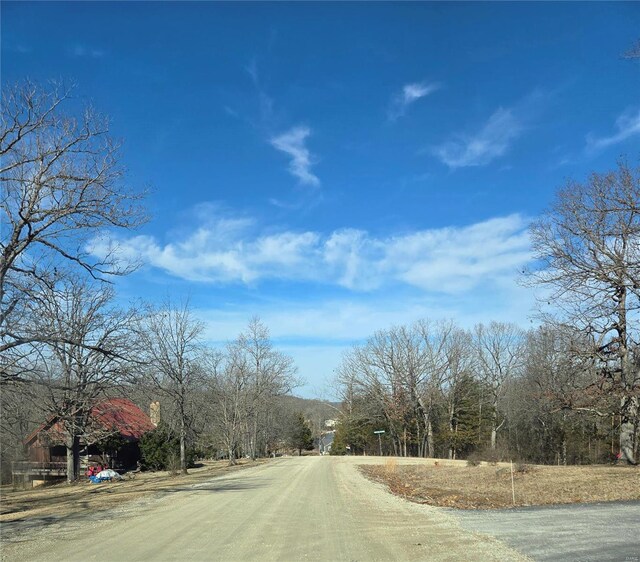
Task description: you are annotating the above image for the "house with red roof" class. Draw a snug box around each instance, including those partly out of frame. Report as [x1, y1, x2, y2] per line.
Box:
[17, 398, 156, 484]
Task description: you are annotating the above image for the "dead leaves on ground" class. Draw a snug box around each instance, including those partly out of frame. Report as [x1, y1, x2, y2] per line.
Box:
[360, 463, 639, 509]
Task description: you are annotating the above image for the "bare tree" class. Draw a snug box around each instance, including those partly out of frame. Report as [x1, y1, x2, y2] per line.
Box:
[440, 327, 475, 459]
[521, 325, 600, 464]
[472, 322, 524, 450]
[136, 300, 205, 474]
[208, 346, 249, 464]
[233, 318, 299, 459]
[413, 320, 457, 457]
[15, 279, 136, 482]
[0, 80, 146, 367]
[336, 320, 456, 457]
[525, 160, 640, 464]
[206, 319, 299, 463]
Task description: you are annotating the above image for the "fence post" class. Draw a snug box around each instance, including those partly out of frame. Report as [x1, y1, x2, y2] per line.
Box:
[510, 460, 515, 506]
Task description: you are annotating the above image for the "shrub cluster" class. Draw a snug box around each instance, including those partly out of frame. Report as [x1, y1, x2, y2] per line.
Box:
[139, 424, 197, 471]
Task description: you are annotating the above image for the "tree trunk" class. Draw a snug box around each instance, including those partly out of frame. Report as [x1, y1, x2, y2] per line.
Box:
[227, 441, 237, 466]
[558, 411, 566, 465]
[426, 419, 434, 458]
[416, 395, 434, 458]
[490, 398, 498, 450]
[616, 285, 637, 465]
[448, 401, 455, 460]
[620, 395, 638, 464]
[180, 414, 187, 474]
[66, 434, 79, 484]
[250, 416, 259, 460]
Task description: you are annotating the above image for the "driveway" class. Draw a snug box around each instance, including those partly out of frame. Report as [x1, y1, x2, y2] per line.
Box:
[451, 500, 640, 562]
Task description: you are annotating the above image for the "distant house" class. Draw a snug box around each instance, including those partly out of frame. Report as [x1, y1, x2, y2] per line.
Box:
[16, 398, 156, 485]
[319, 431, 335, 455]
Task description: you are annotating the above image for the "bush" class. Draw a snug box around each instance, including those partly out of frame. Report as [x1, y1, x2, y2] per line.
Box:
[139, 424, 197, 471]
[467, 457, 481, 467]
[166, 453, 181, 476]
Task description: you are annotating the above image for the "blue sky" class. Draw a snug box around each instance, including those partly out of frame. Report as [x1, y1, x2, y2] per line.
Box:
[3, 2, 639, 397]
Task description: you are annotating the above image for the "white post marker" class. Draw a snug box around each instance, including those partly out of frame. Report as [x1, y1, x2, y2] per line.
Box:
[510, 460, 516, 506]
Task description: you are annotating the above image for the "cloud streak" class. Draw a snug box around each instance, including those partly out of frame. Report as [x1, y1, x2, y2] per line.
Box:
[433, 107, 522, 168]
[586, 108, 640, 153]
[270, 126, 320, 186]
[68, 44, 106, 58]
[89, 212, 531, 294]
[389, 81, 441, 121]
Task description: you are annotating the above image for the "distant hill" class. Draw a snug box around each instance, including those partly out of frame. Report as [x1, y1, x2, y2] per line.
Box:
[280, 395, 341, 432]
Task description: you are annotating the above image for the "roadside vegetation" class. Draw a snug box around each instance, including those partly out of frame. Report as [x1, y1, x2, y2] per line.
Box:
[360, 461, 640, 509]
[332, 161, 640, 466]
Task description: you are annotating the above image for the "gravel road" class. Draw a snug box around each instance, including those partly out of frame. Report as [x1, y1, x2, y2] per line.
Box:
[451, 500, 640, 562]
[1, 456, 525, 562]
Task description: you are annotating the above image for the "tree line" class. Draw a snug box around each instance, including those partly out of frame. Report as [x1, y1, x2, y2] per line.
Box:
[332, 161, 640, 465]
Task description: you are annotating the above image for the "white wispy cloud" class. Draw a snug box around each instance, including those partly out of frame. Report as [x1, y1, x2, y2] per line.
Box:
[197, 285, 535, 346]
[586, 108, 640, 153]
[270, 126, 320, 186]
[195, 280, 537, 397]
[389, 81, 441, 121]
[245, 58, 276, 126]
[433, 107, 522, 168]
[89, 212, 531, 294]
[69, 44, 106, 58]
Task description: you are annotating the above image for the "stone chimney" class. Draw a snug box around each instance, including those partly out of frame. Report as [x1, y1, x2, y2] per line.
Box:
[150, 401, 161, 427]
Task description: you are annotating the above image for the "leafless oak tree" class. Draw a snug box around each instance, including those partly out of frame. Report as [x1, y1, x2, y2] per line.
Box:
[206, 318, 299, 463]
[136, 300, 205, 474]
[233, 318, 299, 459]
[17, 279, 137, 482]
[473, 322, 524, 450]
[526, 160, 640, 464]
[0, 80, 146, 370]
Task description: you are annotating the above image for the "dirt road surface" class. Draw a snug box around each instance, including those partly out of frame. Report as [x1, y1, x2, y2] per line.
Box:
[1, 456, 525, 562]
[451, 501, 640, 562]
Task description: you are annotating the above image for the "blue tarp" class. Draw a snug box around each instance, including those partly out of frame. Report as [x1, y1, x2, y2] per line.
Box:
[89, 475, 110, 483]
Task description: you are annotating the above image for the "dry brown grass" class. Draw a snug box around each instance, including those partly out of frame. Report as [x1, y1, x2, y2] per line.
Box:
[384, 457, 398, 475]
[360, 462, 640, 509]
[0, 459, 263, 522]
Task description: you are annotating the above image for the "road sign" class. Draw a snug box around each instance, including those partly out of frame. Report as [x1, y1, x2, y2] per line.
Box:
[373, 430, 385, 455]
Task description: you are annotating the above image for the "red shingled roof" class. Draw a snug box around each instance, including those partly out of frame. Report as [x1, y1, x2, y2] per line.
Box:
[25, 398, 156, 445]
[91, 398, 156, 440]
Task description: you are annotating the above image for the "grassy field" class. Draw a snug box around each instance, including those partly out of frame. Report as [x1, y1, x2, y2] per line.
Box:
[360, 459, 640, 509]
[0, 459, 263, 523]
